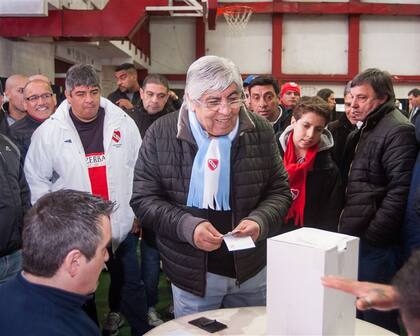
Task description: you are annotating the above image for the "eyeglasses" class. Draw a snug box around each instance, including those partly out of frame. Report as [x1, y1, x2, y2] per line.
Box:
[26, 93, 53, 102]
[196, 97, 244, 112]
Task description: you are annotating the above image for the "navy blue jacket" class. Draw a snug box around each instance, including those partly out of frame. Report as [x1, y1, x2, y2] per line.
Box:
[0, 273, 99, 336]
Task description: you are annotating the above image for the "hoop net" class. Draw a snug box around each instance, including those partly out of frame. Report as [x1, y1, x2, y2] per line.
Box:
[220, 6, 253, 34]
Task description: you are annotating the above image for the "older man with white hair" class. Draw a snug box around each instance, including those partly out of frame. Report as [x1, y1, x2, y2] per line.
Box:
[131, 55, 291, 317]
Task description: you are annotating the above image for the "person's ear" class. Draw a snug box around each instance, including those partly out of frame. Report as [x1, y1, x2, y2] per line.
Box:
[139, 88, 144, 100]
[291, 116, 297, 126]
[64, 90, 71, 104]
[63, 250, 82, 278]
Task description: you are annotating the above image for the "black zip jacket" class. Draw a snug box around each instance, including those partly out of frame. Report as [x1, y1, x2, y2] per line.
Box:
[130, 106, 291, 296]
[339, 101, 418, 246]
[0, 133, 30, 257]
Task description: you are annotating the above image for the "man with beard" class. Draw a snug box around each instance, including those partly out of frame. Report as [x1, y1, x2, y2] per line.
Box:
[108, 63, 141, 111]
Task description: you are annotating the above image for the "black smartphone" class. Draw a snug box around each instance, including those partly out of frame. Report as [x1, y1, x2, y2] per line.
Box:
[188, 316, 228, 333]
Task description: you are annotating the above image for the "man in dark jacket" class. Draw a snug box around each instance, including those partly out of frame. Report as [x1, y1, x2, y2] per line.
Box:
[110, 74, 174, 329]
[130, 74, 175, 138]
[9, 79, 56, 159]
[108, 63, 141, 111]
[131, 55, 291, 318]
[2, 75, 29, 126]
[339, 68, 418, 333]
[248, 76, 292, 136]
[327, 82, 358, 173]
[279, 81, 301, 115]
[0, 132, 30, 283]
[0, 190, 114, 336]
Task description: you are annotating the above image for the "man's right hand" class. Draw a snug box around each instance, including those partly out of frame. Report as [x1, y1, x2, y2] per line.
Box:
[116, 98, 134, 110]
[193, 221, 223, 252]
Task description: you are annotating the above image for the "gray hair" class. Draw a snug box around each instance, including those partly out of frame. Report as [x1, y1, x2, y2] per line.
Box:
[65, 64, 100, 92]
[185, 55, 243, 109]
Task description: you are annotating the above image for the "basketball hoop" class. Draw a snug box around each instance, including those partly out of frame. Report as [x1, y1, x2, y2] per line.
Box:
[218, 6, 253, 34]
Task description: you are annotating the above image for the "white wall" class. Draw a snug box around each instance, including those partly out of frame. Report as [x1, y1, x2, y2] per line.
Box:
[0, 38, 55, 80]
[206, 14, 272, 74]
[360, 16, 420, 75]
[282, 15, 348, 75]
[150, 17, 196, 74]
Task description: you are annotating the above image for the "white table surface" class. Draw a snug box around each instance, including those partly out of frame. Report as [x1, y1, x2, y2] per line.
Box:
[145, 306, 397, 335]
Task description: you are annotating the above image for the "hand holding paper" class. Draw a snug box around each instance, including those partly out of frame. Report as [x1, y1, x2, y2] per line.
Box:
[193, 221, 223, 252]
[232, 219, 260, 242]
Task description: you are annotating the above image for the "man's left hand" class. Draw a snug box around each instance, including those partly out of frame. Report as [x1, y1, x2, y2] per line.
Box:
[232, 219, 260, 242]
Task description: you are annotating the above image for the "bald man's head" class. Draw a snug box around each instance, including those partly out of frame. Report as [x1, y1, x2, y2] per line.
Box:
[29, 74, 51, 84]
[5, 74, 29, 120]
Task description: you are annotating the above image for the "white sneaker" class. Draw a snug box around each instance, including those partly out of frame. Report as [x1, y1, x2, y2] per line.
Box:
[147, 307, 164, 327]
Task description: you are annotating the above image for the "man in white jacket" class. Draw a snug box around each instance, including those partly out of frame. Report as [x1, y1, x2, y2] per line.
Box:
[24, 64, 150, 335]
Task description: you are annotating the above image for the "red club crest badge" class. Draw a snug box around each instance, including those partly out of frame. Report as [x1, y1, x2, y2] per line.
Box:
[290, 188, 300, 200]
[207, 159, 219, 171]
[112, 130, 121, 143]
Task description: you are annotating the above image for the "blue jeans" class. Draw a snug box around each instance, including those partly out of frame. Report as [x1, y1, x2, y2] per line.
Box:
[357, 240, 401, 333]
[107, 233, 150, 335]
[0, 250, 22, 284]
[172, 267, 266, 318]
[140, 239, 160, 308]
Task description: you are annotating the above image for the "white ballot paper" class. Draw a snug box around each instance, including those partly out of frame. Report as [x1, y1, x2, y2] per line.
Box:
[223, 232, 255, 251]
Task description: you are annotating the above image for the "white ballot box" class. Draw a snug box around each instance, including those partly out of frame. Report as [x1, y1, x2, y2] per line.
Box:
[267, 228, 359, 335]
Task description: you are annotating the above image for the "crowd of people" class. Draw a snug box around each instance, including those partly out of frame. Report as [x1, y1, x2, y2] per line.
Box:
[0, 56, 419, 336]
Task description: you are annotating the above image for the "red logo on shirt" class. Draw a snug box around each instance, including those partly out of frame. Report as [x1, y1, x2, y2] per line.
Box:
[207, 159, 219, 171]
[290, 188, 300, 200]
[112, 130, 121, 143]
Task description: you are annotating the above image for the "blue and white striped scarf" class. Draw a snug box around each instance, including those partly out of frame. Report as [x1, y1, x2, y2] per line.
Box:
[187, 110, 239, 210]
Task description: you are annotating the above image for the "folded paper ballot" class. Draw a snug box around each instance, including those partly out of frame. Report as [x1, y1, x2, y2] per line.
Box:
[223, 232, 255, 251]
[267, 228, 359, 335]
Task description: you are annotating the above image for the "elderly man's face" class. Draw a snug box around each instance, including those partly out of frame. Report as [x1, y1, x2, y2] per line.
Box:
[192, 84, 242, 137]
[23, 81, 56, 121]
